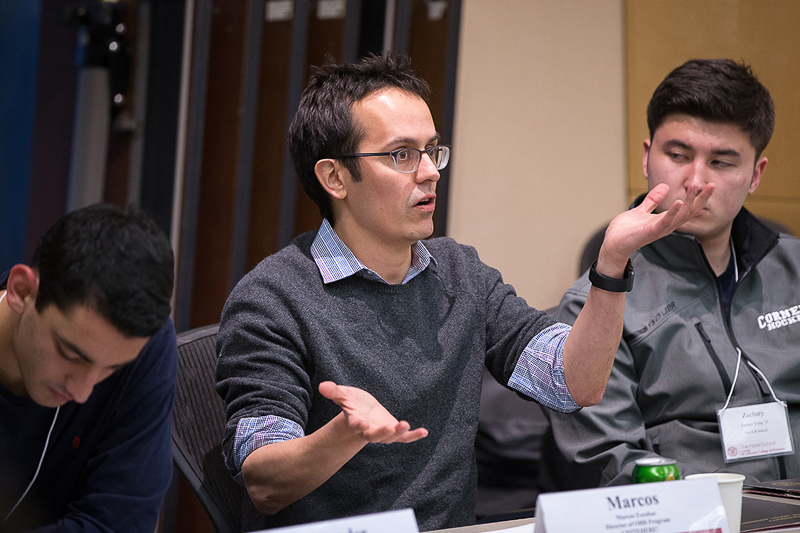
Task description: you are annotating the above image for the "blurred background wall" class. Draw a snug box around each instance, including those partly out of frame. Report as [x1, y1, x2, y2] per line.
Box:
[450, 0, 625, 309]
[1, 0, 798, 321]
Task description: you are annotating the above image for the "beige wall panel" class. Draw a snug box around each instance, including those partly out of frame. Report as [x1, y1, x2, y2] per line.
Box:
[626, 0, 800, 226]
[450, 1, 626, 308]
[743, 199, 800, 237]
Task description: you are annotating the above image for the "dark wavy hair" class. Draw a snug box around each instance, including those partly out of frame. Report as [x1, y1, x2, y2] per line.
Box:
[31, 203, 174, 338]
[288, 54, 431, 222]
[647, 58, 774, 158]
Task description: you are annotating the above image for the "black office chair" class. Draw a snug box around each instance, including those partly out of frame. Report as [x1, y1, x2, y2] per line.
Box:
[474, 306, 559, 522]
[172, 324, 242, 533]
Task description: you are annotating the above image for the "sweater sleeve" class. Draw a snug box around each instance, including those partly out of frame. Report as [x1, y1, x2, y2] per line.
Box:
[446, 240, 572, 407]
[216, 257, 316, 481]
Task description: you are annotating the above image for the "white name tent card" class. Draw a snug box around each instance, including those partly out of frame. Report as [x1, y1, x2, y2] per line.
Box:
[534, 478, 729, 533]
[491, 524, 534, 532]
[256, 508, 419, 533]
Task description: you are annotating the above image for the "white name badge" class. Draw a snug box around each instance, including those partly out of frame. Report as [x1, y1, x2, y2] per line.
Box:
[534, 478, 728, 533]
[257, 508, 419, 533]
[717, 401, 795, 462]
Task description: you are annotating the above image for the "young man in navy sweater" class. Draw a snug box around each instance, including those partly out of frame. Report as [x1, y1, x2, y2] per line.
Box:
[0, 204, 176, 532]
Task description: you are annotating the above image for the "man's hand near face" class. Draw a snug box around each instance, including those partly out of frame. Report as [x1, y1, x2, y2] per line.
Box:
[563, 182, 714, 407]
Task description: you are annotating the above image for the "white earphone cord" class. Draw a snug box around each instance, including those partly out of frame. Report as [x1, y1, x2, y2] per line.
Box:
[2, 290, 62, 523]
[4, 406, 60, 522]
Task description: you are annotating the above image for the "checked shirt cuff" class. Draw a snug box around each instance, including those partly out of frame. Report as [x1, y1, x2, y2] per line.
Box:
[233, 415, 304, 482]
[508, 322, 579, 413]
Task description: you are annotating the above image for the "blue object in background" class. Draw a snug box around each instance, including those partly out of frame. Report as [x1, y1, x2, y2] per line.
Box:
[0, 0, 42, 268]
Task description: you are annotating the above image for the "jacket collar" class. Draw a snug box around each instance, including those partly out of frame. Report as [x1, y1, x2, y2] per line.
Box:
[631, 193, 779, 276]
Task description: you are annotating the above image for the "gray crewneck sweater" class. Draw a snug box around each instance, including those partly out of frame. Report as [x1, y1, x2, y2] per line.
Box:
[216, 231, 555, 531]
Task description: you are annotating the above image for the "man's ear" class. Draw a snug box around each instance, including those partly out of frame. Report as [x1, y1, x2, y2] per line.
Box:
[5, 265, 38, 313]
[642, 139, 652, 179]
[315, 159, 349, 200]
[749, 156, 767, 194]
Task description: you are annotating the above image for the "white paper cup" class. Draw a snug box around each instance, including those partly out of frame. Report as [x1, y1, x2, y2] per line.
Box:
[685, 473, 746, 533]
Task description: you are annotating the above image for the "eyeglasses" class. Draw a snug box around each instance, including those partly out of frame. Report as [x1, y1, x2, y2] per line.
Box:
[336, 145, 451, 174]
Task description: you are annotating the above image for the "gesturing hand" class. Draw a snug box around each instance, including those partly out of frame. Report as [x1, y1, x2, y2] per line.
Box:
[599, 182, 715, 271]
[319, 381, 429, 444]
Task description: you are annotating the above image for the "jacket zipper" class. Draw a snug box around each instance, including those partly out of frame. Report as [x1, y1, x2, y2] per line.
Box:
[719, 236, 787, 479]
[694, 322, 732, 392]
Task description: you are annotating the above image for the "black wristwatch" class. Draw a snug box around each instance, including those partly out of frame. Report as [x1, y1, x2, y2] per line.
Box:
[588, 259, 634, 292]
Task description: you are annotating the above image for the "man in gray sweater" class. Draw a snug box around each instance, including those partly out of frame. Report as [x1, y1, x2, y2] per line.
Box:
[215, 54, 712, 531]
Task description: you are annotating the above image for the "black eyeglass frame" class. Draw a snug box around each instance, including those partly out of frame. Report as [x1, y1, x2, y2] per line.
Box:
[334, 145, 451, 174]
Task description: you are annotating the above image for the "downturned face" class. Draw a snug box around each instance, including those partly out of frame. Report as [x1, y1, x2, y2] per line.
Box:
[13, 301, 147, 407]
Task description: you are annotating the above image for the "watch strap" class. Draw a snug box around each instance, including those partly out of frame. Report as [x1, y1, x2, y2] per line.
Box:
[588, 259, 634, 292]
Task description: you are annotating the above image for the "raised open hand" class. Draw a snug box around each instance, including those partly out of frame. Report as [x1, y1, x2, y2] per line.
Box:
[319, 381, 429, 444]
[599, 182, 715, 271]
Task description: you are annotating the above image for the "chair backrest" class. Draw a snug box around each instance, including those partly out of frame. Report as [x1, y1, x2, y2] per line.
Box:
[172, 324, 242, 533]
[474, 306, 559, 521]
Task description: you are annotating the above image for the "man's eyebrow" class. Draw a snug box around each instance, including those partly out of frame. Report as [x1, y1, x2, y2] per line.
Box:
[709, 148, 742, 158]
[662, 139, 741, 158]
[57, 336, 95, 364]
[387, 133, 442, 147]
[57, 336, 136, 370]
[662, 139, 693, 151]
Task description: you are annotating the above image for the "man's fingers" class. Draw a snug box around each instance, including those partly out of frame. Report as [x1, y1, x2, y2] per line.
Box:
[370, 421, 409, 442]
[378, 425, 428, 444]
[638, 183, 671, 213]
[659, 183, 715, 229]
[687, 183, 715, 215]
[318, 381, 427, 444]
[363, 422, 428, 444]
[361, 422, 404, 443]
[349, 416, 371, 433]
[318, 381, 341, 401]
[397, 427, 428, 443]
[677, 183, 714, 215]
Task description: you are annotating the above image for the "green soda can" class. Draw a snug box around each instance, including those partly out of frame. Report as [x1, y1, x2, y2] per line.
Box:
[631, 457, 681, 483]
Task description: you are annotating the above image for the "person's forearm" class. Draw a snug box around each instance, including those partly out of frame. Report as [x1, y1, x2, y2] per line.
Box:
[561, 182, 714, 405]
[241, 412, 366, 515]
[562, 254, 628, 406]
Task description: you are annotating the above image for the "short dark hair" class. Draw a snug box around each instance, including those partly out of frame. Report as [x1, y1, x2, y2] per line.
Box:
[647, 59, 775, 158]
[288, 54, 431, 221]
[31, 203, 174, 338]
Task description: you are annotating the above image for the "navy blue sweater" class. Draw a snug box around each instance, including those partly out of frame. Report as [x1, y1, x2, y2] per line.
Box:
[0, 297, 177, 532]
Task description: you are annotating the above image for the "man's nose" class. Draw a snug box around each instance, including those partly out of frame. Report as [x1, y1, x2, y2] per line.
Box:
[416, 152, 440, 182]
[685, 161, 709, 190]
[65, 367, 101, 404]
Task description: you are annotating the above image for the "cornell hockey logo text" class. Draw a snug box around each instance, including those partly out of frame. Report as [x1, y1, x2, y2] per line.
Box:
[758, 304, 800, 331]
